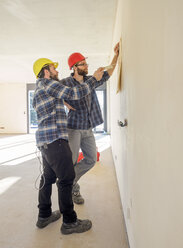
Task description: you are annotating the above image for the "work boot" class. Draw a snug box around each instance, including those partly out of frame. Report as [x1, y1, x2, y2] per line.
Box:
[36, 210, 61, 228]
[72, 192, 84, 204]
[61, 219, 92, 235]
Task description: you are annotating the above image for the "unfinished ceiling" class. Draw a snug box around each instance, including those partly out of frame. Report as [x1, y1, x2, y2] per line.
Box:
[0, 0, 117, 83]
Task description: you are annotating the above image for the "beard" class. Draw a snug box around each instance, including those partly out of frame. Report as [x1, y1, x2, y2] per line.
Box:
[77, 67, 88, 77]
[50, 72, 59, 81]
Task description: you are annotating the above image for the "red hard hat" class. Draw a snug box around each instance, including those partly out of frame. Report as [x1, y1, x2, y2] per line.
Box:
[68, 53, 86, 69]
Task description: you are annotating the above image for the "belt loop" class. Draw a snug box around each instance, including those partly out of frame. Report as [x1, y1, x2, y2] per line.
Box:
[43, 143, 48, 149]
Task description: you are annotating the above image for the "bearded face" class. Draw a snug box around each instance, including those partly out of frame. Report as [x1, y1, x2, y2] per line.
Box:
[49, 64, 59, 81]
[77, 67, 88, 77]
[50, 71, 59, 81]
[74, 60, 88, 77]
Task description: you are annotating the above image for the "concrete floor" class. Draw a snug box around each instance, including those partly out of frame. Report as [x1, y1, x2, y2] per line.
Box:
[0, 134, 129, 248]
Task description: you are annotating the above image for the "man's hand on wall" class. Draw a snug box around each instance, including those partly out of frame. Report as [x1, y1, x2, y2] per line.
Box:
[114, 42, 119, 56]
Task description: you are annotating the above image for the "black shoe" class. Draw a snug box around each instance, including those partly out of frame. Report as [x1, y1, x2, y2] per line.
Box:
[72, 192, 84, 204]
[36, 210, 61, 229]
[61, 219, 92, 235]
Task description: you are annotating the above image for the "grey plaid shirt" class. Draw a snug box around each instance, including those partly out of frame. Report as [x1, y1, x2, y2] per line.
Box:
[62, 71, 110, 130]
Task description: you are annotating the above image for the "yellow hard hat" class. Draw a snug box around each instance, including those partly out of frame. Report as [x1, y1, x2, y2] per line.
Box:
[33, 58, 58, 78]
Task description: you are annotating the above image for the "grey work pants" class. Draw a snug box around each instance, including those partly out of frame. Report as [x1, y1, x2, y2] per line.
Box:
[68, 128, 97, 194]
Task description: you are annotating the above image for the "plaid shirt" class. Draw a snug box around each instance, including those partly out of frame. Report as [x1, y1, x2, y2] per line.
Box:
[33, 76, 97, 146]
[62, 71, 110, 130]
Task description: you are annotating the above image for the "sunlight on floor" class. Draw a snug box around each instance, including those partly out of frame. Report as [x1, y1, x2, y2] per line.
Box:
[95, 133, 111, 152]
[0, 133, 111, 166]
[0, 134, 36, 166]
[0, 177, 21, 195]
[2, 154, 37, 166]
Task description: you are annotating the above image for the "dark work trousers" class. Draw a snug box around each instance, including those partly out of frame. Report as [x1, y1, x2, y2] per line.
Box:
[38, 139, 77, 223]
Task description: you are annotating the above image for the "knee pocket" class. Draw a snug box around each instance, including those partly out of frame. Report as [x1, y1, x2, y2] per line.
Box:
[44, 176, 56, 184]
[85, 157, 97, 166]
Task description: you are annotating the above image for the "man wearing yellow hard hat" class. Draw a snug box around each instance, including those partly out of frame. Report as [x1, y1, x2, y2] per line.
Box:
[32, 58, 104, 234]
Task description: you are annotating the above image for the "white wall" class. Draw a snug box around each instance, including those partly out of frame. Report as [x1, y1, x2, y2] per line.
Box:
[109, 0, 183, 247]
[0, 83, 27, 133]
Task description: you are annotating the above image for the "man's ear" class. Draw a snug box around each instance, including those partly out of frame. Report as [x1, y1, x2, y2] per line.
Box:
[44, 68, 50, 78]
[73, 65, 77, 72]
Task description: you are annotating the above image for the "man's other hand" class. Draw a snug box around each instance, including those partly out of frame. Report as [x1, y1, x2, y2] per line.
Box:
[93, 67, 104, 81]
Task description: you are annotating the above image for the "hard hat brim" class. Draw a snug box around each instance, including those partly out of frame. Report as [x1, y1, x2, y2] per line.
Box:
[53, 62, 58, 68]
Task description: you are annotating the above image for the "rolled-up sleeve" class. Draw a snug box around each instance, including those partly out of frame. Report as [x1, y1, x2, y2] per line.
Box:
[94, 71, 110, 88]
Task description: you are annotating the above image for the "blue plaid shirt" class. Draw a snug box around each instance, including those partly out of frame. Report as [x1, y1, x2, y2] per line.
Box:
[33, 76, 97, 146]
[62, 71, 110, 130]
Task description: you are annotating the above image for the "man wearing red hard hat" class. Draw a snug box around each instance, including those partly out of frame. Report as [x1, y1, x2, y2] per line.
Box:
[62, 42, 119, 205]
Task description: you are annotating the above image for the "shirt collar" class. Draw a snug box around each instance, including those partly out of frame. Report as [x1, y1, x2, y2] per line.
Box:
[70, 73, 87, 82]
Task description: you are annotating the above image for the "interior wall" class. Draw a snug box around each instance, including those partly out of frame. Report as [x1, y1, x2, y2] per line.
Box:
[0, 83, 27, 133]
[109, 0, 183, 248]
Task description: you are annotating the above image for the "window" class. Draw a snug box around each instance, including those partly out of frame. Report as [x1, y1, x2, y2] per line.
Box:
[93, 90, 107, 133]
